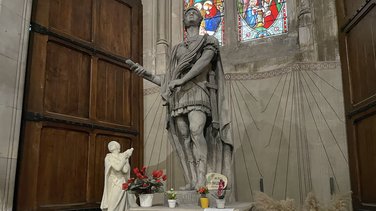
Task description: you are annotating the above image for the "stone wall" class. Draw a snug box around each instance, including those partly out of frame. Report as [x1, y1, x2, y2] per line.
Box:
[141, 0, 351, 208]
[0, 0, 32, 210]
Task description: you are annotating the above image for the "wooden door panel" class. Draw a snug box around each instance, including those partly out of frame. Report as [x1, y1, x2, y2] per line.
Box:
[96, 59, 132, 126]
[96, 0, 131, 57]
[354, 113, 376, 204]
[45, 41, 91, 118]
[26, 34, 48, 113]
[37, 127, 89, 205]
[346, 6, 376, 106]
[49, 0, 93, 41]
[17, 0, 143, 210]
[17, 122, 42, 210]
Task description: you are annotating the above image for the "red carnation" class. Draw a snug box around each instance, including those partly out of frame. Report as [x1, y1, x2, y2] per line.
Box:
[122, 183, 129, 190]
[133, 167, 140, 174]
[156, 179, 161, 183]
[152, 170, 163, 178]
[136, 173, 143, 179]
[143, 183, 148, 187]
[162, 175, 167, 181]
[152, 170, 158, 178]
[141, 166, 147, 174]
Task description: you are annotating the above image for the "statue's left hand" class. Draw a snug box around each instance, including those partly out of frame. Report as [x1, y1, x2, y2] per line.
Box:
[168, 79, 183, 91]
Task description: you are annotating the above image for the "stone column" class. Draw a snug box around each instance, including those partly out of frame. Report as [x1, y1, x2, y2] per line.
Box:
[155, 0, 170, 75]
[223, 0, 238, 47]
[0, 0, 33, 210]
[171, 0, 183, 46]
[298, 0, 316, 61]
[142, 0, 158, 89]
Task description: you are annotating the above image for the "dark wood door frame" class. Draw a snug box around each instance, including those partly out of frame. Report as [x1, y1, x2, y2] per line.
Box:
[336, 0, 376, 210]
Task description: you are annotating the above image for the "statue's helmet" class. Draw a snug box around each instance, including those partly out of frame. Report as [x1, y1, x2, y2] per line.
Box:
[183, 6, 203, 29]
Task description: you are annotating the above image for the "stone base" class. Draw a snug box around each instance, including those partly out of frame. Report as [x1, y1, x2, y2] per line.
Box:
[166, 190, 235, 207]
[130, 202, 253, 211]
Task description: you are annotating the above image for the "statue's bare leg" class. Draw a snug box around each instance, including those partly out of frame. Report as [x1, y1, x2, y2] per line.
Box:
[176, 116, 197, 190]
[188, 110, 207, 189]
[168, 125, 191, 190]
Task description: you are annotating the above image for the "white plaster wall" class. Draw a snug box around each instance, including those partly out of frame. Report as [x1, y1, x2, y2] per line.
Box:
[0, 0, 32, 210]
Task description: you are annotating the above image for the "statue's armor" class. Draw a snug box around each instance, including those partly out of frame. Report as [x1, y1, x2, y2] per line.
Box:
[170, 35, 218, 117]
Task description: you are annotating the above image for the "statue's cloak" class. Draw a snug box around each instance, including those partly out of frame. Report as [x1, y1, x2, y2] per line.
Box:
[100, 154, 129, 211]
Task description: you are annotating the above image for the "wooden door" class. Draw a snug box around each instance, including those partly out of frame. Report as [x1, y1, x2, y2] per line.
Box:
[15, 0, 143, 210]
[336, 0, 376, 210]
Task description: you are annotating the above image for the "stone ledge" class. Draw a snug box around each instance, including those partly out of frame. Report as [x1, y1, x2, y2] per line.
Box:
[130, 202, 254, 211]
[170, 190, 235, 207]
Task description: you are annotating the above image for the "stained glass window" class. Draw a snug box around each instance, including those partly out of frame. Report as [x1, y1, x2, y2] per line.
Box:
[184, 0, 225, 45]
[237, 0, 288, 42]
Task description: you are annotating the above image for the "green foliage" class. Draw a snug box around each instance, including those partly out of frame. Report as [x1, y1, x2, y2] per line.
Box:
[166, 188, 177, 200]
[127, 177, 164, 194]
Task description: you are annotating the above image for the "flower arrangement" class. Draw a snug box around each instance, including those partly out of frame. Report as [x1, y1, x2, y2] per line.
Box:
[122, 166, 167, 194]
[213, 179, 226, 199]
[198, 186, 210, 208]
[197, 186, 209, 197]
[166, 188, 177, 200]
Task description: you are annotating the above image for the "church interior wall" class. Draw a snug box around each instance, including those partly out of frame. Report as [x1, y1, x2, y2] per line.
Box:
[142, 0, 351, 208]
[0, 0, 351, 209]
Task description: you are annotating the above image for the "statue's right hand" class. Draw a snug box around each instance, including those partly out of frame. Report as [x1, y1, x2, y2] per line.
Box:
[126, 59, 151, 77]
[126, 59, 144, 75]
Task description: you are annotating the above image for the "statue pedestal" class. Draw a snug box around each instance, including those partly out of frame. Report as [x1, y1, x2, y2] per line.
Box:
[169, 190, 235, 207]
[129, 202, 253, 211]
[129, 191, 253, 211]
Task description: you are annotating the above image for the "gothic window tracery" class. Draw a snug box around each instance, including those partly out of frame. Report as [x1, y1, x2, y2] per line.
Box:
[237, 0, 288, 42]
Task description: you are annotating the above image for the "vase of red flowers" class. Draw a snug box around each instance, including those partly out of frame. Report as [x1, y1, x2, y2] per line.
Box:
[197, 186, 209, 208]
[122, 166, 167, 207]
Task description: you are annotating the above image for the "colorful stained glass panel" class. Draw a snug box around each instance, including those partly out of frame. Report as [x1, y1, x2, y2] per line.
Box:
[184, 0, 225, 45]
[237, 0, 288, 42]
